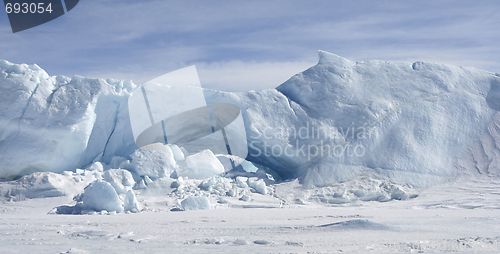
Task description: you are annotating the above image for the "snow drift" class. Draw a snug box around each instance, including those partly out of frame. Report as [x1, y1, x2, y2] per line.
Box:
[1, 51, 499, 192]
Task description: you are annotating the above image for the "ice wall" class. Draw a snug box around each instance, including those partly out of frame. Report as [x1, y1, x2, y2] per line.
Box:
[457, 112, 500, 178]
[276, 51, 500, 187]
[205, 51, 500, 187]
[0, 60, 137, 179]
[1, 51, 499, 189]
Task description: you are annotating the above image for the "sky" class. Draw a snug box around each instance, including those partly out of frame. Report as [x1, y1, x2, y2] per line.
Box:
[0, 0, 499, 91]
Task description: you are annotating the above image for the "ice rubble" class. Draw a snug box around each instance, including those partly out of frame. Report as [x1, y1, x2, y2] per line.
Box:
[126, 146, 177, 179]
[180, 196, 211, 211]
[41, 148, 282, 214]
[1, 171, 96, 200]
[179, 149, 225, 179]
[4, 146, 418, 214]
[1, 51, 500, 212]
[82, 180, 123, 213]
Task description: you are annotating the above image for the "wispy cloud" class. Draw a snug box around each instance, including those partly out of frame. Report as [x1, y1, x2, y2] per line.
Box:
[196, 60, 315, 92]
[0, 0, 498, 91]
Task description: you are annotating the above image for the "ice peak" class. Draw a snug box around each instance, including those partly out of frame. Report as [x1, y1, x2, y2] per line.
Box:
[317, 50, 353, 66]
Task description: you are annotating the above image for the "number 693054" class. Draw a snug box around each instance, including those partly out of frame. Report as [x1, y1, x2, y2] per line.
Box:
[5, 2, 53, 14]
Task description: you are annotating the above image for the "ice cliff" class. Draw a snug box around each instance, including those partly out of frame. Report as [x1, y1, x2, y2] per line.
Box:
[0, 60, 137, 178]
[275, 52, 500, 187]
[1, 51, 499, 189]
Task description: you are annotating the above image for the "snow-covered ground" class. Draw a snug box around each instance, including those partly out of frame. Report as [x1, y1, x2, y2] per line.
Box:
[0, 178, 499, 253]
[1, 51, 500, 253]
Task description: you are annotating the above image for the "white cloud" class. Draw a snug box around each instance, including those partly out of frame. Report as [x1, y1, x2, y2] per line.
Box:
[0, 0, 499, 88]
[80, 60, 316, 92]
[195, 60, 316, 92]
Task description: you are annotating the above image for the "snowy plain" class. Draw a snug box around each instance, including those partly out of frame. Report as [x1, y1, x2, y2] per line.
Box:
[0, 178, 499, 253]
[0, 51, 500, 253]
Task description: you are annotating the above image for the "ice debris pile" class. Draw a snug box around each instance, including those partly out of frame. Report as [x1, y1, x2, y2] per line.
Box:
[1, 144, 418, 214]
[1, 51, 500, 212]
[33, 143, 282, 214]
[0, 141, 281, 214]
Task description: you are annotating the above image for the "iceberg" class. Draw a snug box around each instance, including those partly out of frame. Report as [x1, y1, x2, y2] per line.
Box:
[0, 60, 137, 179]
[0, 51, 499, 190]
[275, 51, 500, 187]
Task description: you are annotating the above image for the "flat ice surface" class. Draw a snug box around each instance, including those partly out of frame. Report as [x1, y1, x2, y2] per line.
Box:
[0, 178, 499, 253]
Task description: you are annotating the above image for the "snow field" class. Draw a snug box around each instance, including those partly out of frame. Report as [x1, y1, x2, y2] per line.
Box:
[1, 181, 499, 253]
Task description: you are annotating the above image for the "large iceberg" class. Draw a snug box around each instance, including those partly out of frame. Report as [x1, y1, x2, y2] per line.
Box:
[207, 51, 500, 187]
[1, 51, 499, 190]
[274, 52, 500, 187]
[0, 60, 137, 178]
